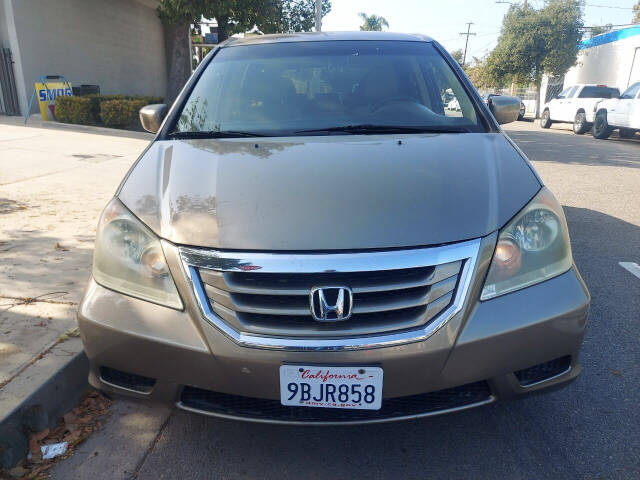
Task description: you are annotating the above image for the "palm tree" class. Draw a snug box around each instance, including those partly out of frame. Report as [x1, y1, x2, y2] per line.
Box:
[358, 12, 389, 31]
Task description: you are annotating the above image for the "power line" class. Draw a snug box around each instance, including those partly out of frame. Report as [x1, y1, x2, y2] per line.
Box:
[579, 23, 636, 29]
[585, 3, 633, 9]
[459, 22, 476, 66]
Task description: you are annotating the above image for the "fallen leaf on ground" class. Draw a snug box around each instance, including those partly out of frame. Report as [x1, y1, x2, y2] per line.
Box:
[0, 391, 112, 479]
[54, 242, 69, 251]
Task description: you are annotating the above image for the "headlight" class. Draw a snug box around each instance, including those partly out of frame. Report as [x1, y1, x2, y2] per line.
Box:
[481, 187, 573, 300]
[93, 198, 183, 309]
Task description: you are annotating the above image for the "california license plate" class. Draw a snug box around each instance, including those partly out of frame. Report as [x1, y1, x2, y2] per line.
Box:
[279, 365, 383, 410]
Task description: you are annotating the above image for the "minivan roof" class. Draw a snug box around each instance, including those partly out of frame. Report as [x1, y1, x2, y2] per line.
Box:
[222, 31, 434, 47]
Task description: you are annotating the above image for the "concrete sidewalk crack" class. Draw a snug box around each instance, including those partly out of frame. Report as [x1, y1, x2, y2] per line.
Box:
[0, 328, 80, 389]
[0, 293, 77, 310]
[130, 412, 172, 479]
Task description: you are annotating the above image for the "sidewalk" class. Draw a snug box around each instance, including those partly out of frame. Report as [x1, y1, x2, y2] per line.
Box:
[0, 116, 152, 468]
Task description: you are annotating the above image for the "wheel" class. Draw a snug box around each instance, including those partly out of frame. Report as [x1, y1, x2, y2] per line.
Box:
[592, 110, 612, 139]
[540, 109, 552, 128]
[619, 128, 636, 139]
[573, 112, 590, 135]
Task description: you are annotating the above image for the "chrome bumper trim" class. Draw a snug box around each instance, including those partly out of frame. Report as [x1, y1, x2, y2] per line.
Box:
[175, 396, 496, 426]
[180, 238, 481, 351]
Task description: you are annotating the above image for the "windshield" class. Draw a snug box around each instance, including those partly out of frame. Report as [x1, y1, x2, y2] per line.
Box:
[620, 82, 640, 99]
[578, 86, 619, 99]
[171, 41, 485, 137]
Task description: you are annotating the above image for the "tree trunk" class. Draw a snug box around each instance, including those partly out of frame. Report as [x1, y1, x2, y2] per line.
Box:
[217, 17, 230, 43]
[163, 22, 191, 107]
[534, 79, 542, 119]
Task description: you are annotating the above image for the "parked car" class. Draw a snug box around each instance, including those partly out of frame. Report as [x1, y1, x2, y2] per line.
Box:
[592, 81, 640, 139]
[540, 84, 620, 134]
[518, 100, 526, 120]
[79, 32, 589, 424]
[447, 97, 461, 111]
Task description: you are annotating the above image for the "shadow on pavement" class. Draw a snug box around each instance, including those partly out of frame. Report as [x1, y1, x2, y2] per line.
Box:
[0, 228, 92, 301]
[0, 227, 88, 385]
[507, 129, 640, 168]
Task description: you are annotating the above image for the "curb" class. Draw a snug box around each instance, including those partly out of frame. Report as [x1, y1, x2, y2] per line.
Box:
[0, 114, 154, 141]
[0, 340, 89, 469]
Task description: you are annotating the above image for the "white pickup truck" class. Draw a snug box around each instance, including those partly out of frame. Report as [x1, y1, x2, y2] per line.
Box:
[540, 84, 620, 134]
[592, 81, 640, 139]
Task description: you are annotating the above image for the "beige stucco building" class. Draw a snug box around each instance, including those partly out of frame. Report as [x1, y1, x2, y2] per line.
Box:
[0, 0, 167, 115]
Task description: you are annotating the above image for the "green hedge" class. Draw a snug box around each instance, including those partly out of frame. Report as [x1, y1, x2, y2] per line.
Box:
[55, 96, 97, 125]
[100, 99, 150, 128]
[54, 95, 163, 130]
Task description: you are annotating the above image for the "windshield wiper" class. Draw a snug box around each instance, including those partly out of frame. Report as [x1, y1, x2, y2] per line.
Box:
[168, 130, 267, 139]
[294, 124, 471, 135]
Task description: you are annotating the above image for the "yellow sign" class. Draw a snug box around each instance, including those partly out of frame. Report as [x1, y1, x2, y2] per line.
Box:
[35, 81, 73, 121]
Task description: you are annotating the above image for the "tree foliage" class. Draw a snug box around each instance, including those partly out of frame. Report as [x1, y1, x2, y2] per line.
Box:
[157, 0, 331, 104]
[158, 1, 331, 40]
[358, 13, 389, 31]
[587, 23, 612, 38]
[450, 49, 464, 66]
[277, 0, 331, 33]
[634, 1, 640, 24]
[487, 1, 583, 86]
[485, 0, 583, 114]
[464, 57, 493, 90]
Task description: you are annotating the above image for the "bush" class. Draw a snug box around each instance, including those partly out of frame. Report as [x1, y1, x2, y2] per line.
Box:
[54, 94, 163, 130]
[99, 99, 148, 128]
[55, 96, 97, 125]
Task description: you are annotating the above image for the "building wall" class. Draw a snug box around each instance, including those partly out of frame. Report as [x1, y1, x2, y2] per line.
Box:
[564, 28, 640, 93]
[9, 0, 166, 114]
[0, 1, 9, 46]
[0, 1, 7, 110]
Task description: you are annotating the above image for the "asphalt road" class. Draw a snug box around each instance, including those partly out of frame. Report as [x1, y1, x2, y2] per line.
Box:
[51, 121, 639, 480]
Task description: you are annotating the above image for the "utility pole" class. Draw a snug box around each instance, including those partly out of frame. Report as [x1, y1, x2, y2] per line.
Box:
[459, 22, 476, 66]
[315, 0, 322, 32]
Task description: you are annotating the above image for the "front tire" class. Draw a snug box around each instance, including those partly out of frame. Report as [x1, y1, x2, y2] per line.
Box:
[540, 109, 552, 129]
[573, 112, 590, 135]
[593, 110, 612, 139]
[619, 128, 636, 139]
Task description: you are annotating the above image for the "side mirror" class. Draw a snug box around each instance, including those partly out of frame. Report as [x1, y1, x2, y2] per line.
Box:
[487, 95, 521, 125]
[139, 104, 168, 134]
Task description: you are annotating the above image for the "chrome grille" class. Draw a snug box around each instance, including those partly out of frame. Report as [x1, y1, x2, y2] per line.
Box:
[198, 262, 462, 337]
[180, 238, 481, 351]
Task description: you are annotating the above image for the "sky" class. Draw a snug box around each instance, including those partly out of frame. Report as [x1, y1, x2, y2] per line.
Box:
[322, 0, 637, 60]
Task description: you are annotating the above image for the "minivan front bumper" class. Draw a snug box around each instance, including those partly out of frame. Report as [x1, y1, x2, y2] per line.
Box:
[78, 236, 590, 424]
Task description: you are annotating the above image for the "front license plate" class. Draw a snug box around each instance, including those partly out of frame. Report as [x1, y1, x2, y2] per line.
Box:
[279, 365, 383, 410]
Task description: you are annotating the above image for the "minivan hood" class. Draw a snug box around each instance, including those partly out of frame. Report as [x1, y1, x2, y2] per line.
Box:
[118, 134, 540, 251]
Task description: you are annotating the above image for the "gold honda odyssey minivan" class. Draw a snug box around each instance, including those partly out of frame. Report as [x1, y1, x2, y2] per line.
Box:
[78, 32, 590, 424]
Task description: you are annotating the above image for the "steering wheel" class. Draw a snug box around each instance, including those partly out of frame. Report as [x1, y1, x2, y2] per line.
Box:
[372, 95, 423, 113]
